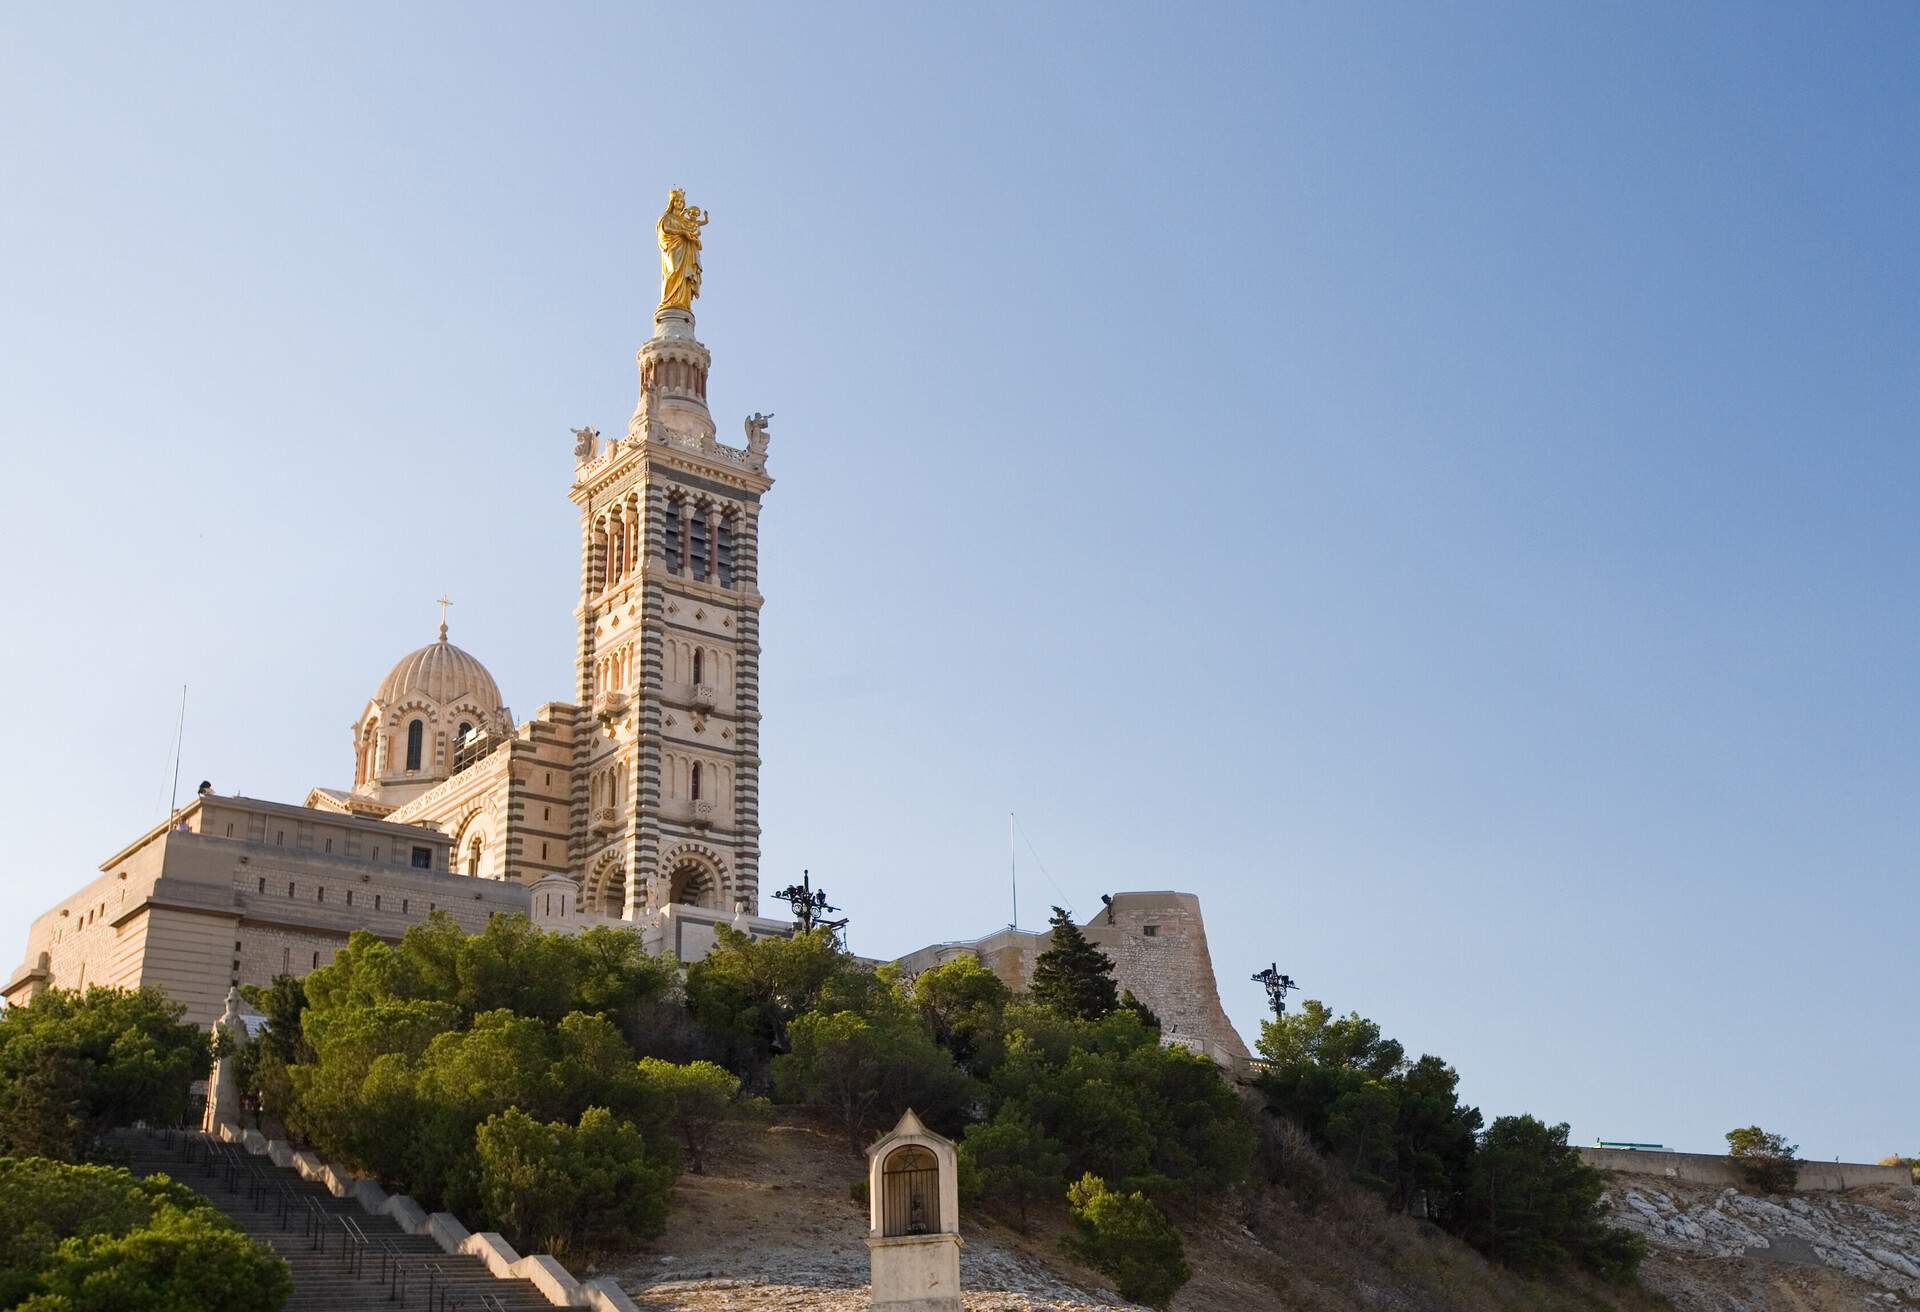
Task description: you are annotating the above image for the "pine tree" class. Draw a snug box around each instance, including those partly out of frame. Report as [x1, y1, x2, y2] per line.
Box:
[1119, 989, 1161, 1031]
[1029, 906, 1120, 1021]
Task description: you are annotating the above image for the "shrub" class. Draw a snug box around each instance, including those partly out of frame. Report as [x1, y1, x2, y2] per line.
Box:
[1061, 1173, 1189, 1309]
[473, 1106, 672, 1255]
[1255, 1113, 1335, 1214]
[1726, 1126, 1799, 1193]
[0, 1157, 289, 1312]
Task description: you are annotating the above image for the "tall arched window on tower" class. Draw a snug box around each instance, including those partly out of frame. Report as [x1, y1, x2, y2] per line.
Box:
[690, 512, 710, 581]
[692, 648, 703, 686]
[690, 761, 702, 802]
[467, 836, 483, 877]
[664, 502, 684, 574]
[717, 521, 735, 588]
[405, 719, 424, 772]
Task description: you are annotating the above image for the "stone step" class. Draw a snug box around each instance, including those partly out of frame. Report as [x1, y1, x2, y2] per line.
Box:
[107, 1129, 558, 1311]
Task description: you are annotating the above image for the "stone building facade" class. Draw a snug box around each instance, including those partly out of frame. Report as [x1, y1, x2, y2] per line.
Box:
[4, 794, 526, 1024]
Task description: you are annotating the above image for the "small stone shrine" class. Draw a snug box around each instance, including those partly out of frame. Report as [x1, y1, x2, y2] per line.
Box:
[866, 1108, 962, 1312]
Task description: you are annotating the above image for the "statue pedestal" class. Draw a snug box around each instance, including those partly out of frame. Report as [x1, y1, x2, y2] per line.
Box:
[867, 1232, 962, 1312]
[653, 305, 696, 340]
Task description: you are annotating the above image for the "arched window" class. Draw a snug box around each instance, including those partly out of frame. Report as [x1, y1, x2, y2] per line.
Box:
[458, 721, 473, 745]
[405, 719, 424, 771]
[690, 761, 702, 801]
[692, 648, 703, 686]
[882, 1146, 941, 1236]
[664, 501, 684, 573]
[466, 836, 483, 877]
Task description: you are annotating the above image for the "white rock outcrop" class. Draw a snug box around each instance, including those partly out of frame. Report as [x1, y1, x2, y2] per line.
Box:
[1604, 1181, 1920, 1300]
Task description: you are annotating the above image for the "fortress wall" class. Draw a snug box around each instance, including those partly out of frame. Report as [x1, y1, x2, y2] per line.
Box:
[1082, 892, 1250, 1064]
[1579, 1147, 1910, 1192]
[893, 891, 1250, 1068]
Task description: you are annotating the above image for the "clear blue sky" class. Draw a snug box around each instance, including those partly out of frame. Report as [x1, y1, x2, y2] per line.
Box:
[2, 4, 1914, 1161]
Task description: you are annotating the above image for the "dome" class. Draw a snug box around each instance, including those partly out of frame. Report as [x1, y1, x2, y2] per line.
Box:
[373, 626, 504, 712]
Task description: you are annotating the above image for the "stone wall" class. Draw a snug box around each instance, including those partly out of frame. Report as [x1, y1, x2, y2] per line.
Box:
[6, 794, 527, 1023]
[1580, 1147, 1910, 1192]
[894, 891, 1250, 1068]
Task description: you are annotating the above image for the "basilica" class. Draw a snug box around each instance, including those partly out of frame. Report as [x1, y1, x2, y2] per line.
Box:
[6, 195, 791, 1026]
[4, 202, 1249, 1070]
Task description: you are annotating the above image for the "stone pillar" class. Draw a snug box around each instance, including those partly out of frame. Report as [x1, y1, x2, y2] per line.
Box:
[202, 986, 247, 1135]
[730, 507, 762, 907]
[706, 503, 725, 588]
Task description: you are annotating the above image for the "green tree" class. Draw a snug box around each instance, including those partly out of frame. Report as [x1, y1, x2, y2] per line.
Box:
[18, 1203, 292, 1312]
[0, 1157, 290, 1312]
[472, 1105, 672, 1255]
[1725, 1125, 1799, 1193]
[1255, 999, 1478, 1214]
[987, 1007, 1252, 1200]
[1325, 1080, 1398, 1190]
[771, 1009, 977, 1150]
[1257, 998, 1404, 1077]
[1061, 1173, 1190, 1310]
[1462, 1115, 1643, 1282]
[0, 987, 210, 1161]
[958, 1109, 1067, 1231]
[238, 976, 311, 1069]
[909, 955, 1011, 1076]
[1118, 989, 1160, 1032]
[1387, 1054, 1481, 1218]
[683, 926, 871, 1082]
[1028, 908, 1119, 1022]
[636, 1057, 745, 1173]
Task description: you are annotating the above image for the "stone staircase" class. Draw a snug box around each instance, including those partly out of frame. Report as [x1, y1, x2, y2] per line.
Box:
[109, 1127, 556, 1312]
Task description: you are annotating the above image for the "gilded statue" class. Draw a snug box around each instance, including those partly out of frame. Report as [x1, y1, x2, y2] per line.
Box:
[656, 188, 709, 313]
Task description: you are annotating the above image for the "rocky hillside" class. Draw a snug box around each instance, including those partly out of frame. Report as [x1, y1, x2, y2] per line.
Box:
[582, 1110, 1664, 1312]
[1602, 1173, 1920, 1311]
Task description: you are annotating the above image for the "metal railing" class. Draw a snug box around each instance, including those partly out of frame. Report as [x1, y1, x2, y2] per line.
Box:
[337, 1214, 368, 1277]
[151, 1127, 534, 1312]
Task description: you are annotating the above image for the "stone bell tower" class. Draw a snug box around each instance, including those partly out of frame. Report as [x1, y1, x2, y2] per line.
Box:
[567, 191, 773, 922]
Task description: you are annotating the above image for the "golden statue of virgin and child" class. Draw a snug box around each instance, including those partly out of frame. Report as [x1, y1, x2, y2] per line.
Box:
[656, 188, 709, 313]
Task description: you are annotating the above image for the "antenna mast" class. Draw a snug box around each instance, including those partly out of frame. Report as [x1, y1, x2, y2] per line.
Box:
[166, 684, 187, 822]
[1008, 812, 1018, 929]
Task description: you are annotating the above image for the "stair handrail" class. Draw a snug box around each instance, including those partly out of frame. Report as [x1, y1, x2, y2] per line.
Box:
[303, 1194, 329, 1250]
[337, 1213, 369, 1277]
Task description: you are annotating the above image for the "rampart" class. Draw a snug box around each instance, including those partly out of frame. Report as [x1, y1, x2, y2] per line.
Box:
[894, 891, 1250, 1069]
[1579, 1147, 1909, 1192]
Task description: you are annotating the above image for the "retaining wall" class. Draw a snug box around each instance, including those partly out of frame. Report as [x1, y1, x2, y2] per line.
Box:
[1579, 1147, 1909, 1192]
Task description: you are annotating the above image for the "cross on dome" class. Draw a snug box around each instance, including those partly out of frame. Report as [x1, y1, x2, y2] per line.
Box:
[436, 594, 452, 642]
